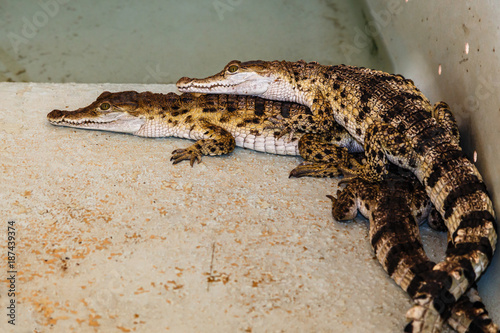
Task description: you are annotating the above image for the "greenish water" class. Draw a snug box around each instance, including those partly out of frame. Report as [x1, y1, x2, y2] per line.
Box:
[0, 0, 392, 83]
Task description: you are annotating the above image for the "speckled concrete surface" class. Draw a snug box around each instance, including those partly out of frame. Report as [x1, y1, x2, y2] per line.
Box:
[0, 82, 481, 333]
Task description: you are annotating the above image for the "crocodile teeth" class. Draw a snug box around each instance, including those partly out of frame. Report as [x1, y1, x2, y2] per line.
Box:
[179, 82, 236, 91]
[58, 119, 111, 124]
[191, 83, 234, 88]
[75, 120, 109, 124]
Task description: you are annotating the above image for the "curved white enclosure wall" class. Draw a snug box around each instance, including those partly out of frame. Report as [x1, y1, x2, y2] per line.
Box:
[363, 0, 500, 319]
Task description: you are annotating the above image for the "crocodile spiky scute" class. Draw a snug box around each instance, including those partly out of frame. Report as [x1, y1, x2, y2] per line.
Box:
[177, 60, 497, 332]
[330, 175, 498, 333]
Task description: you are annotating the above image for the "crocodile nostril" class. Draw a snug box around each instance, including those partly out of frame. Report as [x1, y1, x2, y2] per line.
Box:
[176, 77, 193, 86]
[47, 109, 65, 119]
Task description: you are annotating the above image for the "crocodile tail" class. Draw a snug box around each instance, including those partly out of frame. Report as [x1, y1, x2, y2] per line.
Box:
[406, 285, 499, 333]
[369, 194, 497, 332]
[341, 177, 498, 332]
[414, 146, 498, 330]
[446, 286, 500, 333]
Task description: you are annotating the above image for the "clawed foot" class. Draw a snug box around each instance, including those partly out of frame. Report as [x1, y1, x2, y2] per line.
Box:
[171, 147, 202, 166]
[289, 155, 365, 180]
[289, 161, 344, 178]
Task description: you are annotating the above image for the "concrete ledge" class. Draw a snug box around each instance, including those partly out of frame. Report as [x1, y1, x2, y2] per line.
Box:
[1, 82, 485, 332]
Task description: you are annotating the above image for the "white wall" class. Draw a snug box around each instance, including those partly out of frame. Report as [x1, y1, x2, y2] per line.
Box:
[362, 0, 500, 321]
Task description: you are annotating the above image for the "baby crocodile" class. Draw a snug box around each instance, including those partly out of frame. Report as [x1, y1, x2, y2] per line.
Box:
[47, 91, 361, 174]
[330, 173, 498, 333]
[177, 60, 497, 332]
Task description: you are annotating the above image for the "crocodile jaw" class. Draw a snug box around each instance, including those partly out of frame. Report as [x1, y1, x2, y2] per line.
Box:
[177, 60, 309, 105]
[178, 72, 273, 96]
[179, 74, 308, 106]
[47, 110, 146, 134]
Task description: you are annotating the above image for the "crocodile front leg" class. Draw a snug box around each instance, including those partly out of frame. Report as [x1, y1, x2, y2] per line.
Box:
[289, 133, 363, 178]
[171, 119, 236, 166]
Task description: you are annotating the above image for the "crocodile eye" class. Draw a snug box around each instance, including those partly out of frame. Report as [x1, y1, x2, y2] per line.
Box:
[100, 103, 110, 110]
[227, 64, 239, 73]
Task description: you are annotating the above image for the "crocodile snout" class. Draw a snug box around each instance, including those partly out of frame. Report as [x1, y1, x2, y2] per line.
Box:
[47, 109, 66, 121]
[176, 76, 193, 86]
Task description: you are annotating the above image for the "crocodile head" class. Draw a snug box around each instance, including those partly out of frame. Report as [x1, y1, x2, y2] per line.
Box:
[47, 91, 147, 134]
[177, 60, 307, 104]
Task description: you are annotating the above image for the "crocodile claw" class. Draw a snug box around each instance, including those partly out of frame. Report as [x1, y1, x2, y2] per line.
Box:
[171, 148, 202, 167]
[325, 194, 337, 205]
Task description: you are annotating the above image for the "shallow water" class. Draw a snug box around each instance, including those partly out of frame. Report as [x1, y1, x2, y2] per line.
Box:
[0, 0, 392, 83]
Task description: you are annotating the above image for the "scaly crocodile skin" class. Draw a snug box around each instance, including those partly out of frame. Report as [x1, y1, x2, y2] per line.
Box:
[47, 91, 361, 173]
[48, 89, 497, 332]
[177, 60, 497, 332]
[330, 173, 498, 333]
